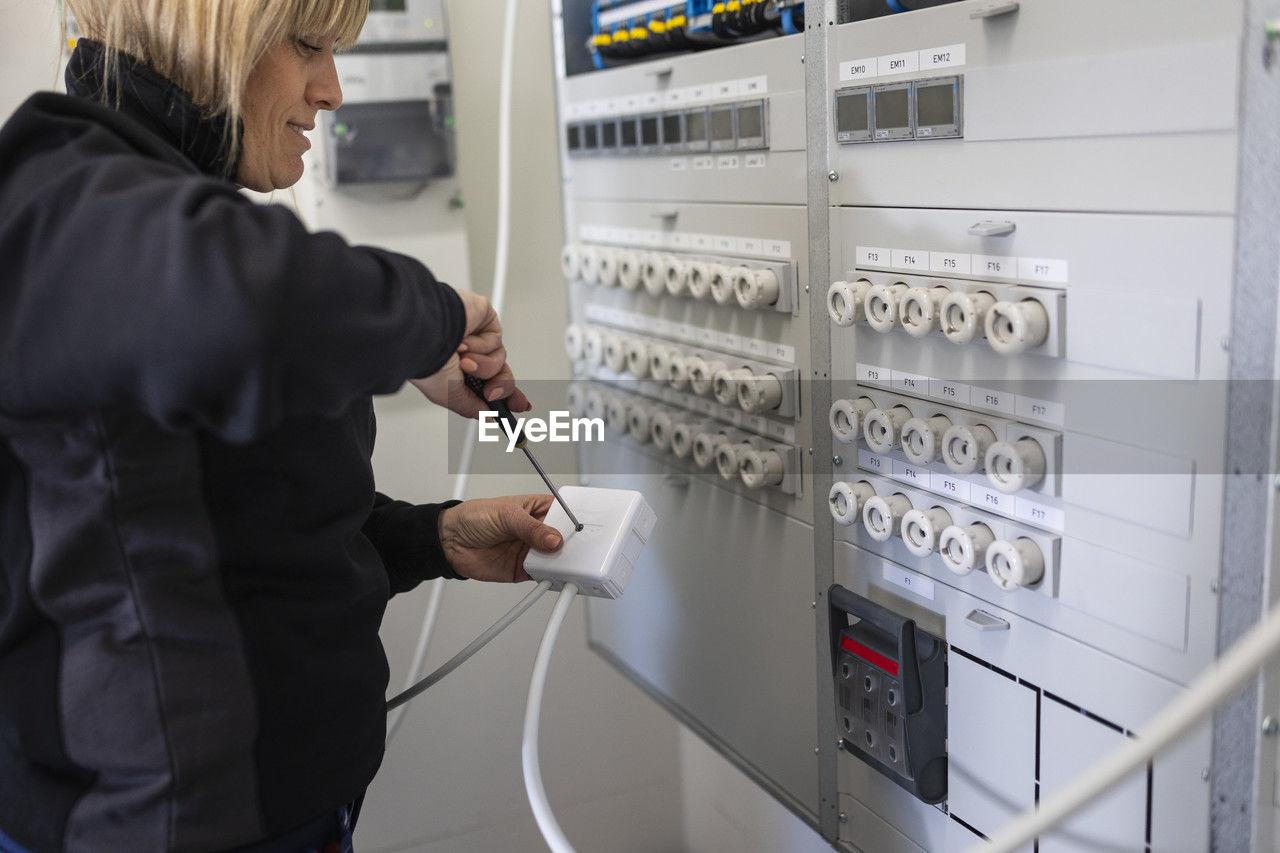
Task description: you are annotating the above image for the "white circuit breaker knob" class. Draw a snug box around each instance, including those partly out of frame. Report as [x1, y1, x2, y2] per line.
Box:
[604, 396, 630, 435]
[938, 523, 996, 576]
[828, 481, 875, 527]
[735, 268, 781, 310]
[715, 441, 753, 481]
[864, 283, 909, 333]
[664, 256, 691, 296]
[617, 250, 643, 291]
[564, 324, 585, 361]
[671, 421, 700, 460]
[901, 414, 953, 466]
[940, 291, 997, 345]
[713, 368, 753, 407]
[582, 328, 605, 366]
[711, 266, 743, 305]
[666, 354, 690, 390]
[985, 299, 1050, 355]
[583, 388, 606, 420]
[560, 243, 582, 281]
[741, 449, 785, 489]
[566, 383, 586, 417]
[597, 247, 620, 287]
[688, 357, 727, 397]
[737, 373, 784, 414]
[623, 339, 652, 378]
[862, 494, 912, 542]
[985, 438, 1047, 494]
[900, 286, 950, 338]
[986, 538, 1046, 591]
[902, 507, 954, 558]
[642, 253, 667, 296]
[579, 245, 602, 286]
[649, 346, 680, 382]
[688, 262, 714, 300]
[829, 397, 875, 445]
[827, 280, 869, 327]
[602, 333, 628, 373]
[863, 405, 913, 455]
[941, 423, 997, 475]
[692, 431, 729, 470]
[628, 406, 654, 444]
[650, 411, 677, 452]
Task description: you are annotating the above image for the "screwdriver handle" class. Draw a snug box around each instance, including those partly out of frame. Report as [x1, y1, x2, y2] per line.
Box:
[464, 374, 527, 449]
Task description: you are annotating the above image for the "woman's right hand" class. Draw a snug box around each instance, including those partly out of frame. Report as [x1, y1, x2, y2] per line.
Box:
[409, 289, 531, 419]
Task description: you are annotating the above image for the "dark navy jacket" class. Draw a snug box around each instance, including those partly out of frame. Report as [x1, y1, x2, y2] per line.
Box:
[0, 41, 467, 852]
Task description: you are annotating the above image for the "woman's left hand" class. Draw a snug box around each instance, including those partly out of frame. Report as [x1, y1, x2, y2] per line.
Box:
[439, 495, 563, 583]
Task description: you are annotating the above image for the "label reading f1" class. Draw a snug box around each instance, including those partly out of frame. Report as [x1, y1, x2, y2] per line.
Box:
[883, 564, 936, 601]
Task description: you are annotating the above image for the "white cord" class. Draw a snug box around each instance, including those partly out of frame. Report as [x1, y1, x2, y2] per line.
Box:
[523, 584, 580, 853]
[976, 597, 1280, 853]
[387, 581, 552, 711]
[386, 0, 521, 741]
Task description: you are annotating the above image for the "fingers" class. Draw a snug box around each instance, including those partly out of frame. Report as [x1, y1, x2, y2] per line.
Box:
[501, 502, 564, 553]
[458, 346, 508, 380]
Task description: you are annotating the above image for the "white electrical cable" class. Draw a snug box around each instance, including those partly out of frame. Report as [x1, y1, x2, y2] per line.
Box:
[386, 0, 522, 742]
[522, 584, 581, 853]
[976, 597, 1280, 853]
[387, 581, 552, 711]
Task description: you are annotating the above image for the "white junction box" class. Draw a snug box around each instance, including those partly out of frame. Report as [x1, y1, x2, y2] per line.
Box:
[525, 487, 657, 600]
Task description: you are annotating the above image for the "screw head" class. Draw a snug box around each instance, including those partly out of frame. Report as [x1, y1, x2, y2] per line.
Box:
[833, 456, 843, 466]
[1202, 768, 1211, 782]
[837, 738, 846, 750]
[1263, 716, 1278, 736]
[814, 747, 820, 754]
[1211, 580, 1221, 594]
[811, 601, 818, 609]
[828, 171, 840, 182]
[839, 811, 848, 824]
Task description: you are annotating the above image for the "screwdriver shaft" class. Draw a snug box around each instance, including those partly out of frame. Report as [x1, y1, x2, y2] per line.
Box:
[522, 446, 584, 531]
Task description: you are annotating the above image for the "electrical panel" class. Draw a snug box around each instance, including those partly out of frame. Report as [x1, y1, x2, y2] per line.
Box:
[550, 0, 1279, 849]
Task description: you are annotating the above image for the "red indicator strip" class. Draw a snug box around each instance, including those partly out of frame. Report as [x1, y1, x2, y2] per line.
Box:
[841, 636, 899, 676]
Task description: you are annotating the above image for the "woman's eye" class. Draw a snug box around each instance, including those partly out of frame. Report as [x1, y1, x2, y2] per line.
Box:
[298, 40, 322, 54]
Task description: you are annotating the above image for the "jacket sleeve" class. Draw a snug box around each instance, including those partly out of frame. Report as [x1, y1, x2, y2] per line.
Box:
[0, 151, 466, 443]
[364, 493, 465, 594]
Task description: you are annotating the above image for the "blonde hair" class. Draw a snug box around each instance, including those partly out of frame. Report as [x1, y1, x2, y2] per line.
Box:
[65, 0, 368, 163]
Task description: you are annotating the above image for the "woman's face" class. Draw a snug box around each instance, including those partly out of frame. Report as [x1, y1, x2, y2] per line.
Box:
[237, 35, 343, 191]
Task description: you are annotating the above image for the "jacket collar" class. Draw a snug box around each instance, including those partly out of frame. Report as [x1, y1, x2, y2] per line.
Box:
[65, 39, 242, 181]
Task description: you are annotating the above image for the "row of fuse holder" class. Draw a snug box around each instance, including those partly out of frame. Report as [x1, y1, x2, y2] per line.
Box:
[567, 324, 788, 417]
[829, 479, 1046, 593]
[564, 243, 785, 311]
[831, 396, 1048, 496]
[827, 278, 1051, 356]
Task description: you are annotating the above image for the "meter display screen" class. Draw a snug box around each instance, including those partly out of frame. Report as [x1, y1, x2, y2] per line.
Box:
[640, 116, 660, 146]
[836, 92, 869, 134]
[662, 114, 683, 145]
[686, 109, 707, 143]
[710, 107, 735, 143]
[915, 83, 955, 128]
[620, 118, 638, 148]
[736, 104, 763, 139]
[567, 124, 582, 152]
[874, 88, 910, 131]
[582, 122, 599, 150]
[601, 120, 618, 148]
[370, 0, 407, 10]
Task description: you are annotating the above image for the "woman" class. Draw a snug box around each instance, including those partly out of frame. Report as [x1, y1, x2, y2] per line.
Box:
[0, 1, 561, 850]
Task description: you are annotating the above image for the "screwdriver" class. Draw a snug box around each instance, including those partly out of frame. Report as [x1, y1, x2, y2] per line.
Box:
[464, 374, 584, 532]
